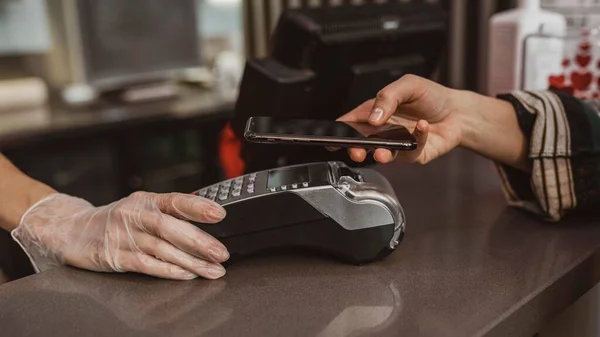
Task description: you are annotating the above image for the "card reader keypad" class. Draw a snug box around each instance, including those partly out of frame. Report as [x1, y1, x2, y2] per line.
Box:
[194, 173, 258, 203]
[192, 162, 362, 204]
[193, 167, 324, 203]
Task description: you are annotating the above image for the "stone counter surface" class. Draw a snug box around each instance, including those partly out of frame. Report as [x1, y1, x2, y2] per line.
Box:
[1, 150, 600, 337]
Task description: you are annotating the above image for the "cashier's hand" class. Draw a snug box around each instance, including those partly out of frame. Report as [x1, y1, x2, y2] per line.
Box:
[11, 192, 229, 280]
[337, 74, 465, 165]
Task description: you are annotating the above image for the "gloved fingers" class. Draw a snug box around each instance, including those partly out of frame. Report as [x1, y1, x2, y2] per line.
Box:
[140, 212, 229, 264]
[136, 232, 226, 280]
[152, 192, 226, 223]
[119, 251, 199, 281]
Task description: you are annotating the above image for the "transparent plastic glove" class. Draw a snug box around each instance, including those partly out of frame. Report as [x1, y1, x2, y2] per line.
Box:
[11, 192, 230, 280]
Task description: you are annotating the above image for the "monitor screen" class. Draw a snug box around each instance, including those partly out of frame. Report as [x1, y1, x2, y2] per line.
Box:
[77, 0, 200, 84]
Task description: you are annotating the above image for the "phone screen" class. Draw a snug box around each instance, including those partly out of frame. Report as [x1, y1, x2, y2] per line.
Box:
[245, 117, 416, 149]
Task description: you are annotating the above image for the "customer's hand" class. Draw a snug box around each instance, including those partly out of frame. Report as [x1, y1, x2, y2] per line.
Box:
[11, 192, 230, 280]
[337, 74, 468, 164]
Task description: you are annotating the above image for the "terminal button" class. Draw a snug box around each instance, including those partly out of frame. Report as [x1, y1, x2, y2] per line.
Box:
[233, 180, 243, 190]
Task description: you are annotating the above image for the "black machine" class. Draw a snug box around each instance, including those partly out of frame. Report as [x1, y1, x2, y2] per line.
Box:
[192, 162, 405, 265]
[232, 2, 448, 173]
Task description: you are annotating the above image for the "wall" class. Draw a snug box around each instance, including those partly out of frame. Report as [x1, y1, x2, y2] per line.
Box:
[0, 0, 50, 80]
[197, 0, 244, 66]
[0, 0, 50, 55]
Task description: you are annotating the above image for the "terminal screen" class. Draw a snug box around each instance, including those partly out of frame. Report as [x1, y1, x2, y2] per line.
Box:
[267, 166, 310, 189]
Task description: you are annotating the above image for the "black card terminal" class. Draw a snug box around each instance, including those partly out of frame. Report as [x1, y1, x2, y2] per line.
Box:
[191, 161, 405, 265]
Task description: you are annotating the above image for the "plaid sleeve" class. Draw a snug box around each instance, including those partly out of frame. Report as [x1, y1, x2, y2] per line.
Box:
[496, 90, 600, 221]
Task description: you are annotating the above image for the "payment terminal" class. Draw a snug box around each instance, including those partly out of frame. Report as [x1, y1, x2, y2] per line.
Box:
[191, 161, 405, 265]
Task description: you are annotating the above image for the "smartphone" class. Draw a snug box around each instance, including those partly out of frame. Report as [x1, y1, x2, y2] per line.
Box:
[244, 116, 417, 150]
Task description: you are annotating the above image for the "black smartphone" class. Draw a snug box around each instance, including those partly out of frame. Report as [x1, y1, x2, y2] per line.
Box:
[244, 117, 417, 150]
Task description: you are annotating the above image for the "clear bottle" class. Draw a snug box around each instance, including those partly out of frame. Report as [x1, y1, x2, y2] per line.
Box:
[487, 0, 567, 96]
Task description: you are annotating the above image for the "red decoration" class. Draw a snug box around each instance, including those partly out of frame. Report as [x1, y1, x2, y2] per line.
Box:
[545, 29, 597, 99]
[576, 54, 592, 68]
[571, 71, 593, 91]
[549, 74, 566, 87]
[579, 41, 592, 52]
[219, 123, 245, 179]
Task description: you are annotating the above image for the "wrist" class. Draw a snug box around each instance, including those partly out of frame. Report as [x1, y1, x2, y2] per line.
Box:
[0, 174, 56, 232]
[449, 89, 531, 171]
[12, 192, 92, 273]
[23, 181, 57, 210]
[450, 89, 506, 150]
[444, 88, 477, 151]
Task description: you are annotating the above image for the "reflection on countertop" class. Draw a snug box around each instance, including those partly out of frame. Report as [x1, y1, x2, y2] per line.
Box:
[1, 150, 600, 337]
[0, 264, 403, 337]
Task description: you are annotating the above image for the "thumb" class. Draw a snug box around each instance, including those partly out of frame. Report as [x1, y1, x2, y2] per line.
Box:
[413, 120, 429, 151]
[397, 120, 429, 164]
[369, 74, 424, 126]
[337, 99, 375, 122]
[149, 192, 226, 223]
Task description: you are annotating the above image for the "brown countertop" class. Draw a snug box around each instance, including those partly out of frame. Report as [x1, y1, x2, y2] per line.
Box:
[1, 150, 600, 337]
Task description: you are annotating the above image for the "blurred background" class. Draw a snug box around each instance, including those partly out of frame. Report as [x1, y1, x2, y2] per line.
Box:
[0, 0, 503, 207]
[4, 0, 597, 207]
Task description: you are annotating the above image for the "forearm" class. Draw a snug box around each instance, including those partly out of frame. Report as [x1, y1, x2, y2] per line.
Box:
[454, 89, 531, 172]
[0, 155, 56, 232]
[454, 89, 600, 221]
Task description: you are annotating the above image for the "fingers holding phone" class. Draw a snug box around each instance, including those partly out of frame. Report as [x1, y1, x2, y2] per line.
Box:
[244, 75, 462, 166]
[340, 120, 428, 165]
[335, 75, 464, 165]
[334, 98, 427, 164]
